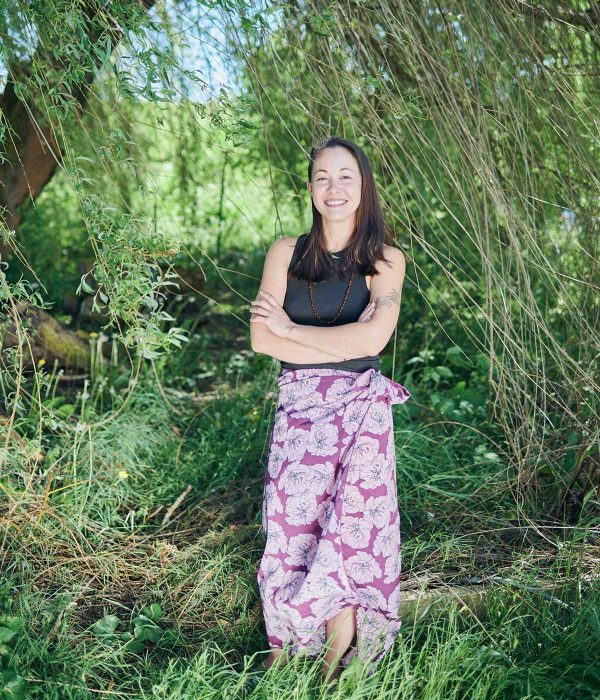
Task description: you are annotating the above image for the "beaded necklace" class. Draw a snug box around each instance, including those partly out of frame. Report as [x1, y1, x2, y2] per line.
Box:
[308, 249, 354, 324]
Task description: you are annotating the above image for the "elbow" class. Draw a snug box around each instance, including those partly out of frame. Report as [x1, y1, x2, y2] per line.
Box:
[251, 336, 263, 354]
[367, 335, 388, 357]
[250, 326, 267, 354]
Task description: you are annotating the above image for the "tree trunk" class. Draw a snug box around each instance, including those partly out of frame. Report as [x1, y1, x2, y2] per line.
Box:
[0, 0, 156, 261]
[1, 302, 92, 371]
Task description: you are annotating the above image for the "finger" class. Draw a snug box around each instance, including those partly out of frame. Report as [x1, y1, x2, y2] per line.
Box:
[254, 297, 272, 308]
[259, 290, 278, 306]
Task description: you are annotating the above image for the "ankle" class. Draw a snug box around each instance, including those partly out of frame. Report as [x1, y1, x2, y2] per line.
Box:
[322, 659, 343, 683]
[262, 650, 288, 670]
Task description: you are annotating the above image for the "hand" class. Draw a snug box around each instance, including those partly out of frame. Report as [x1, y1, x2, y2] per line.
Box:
[358, 301, 376, 323]
[250, 290, 296, 338]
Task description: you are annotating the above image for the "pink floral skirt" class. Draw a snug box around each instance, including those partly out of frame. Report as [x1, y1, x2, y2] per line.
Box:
[257, 367, 410, 675]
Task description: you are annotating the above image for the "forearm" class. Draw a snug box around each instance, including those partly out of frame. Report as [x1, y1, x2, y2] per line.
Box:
[287, 322, 373, 359]
[252, 326, 351, 363]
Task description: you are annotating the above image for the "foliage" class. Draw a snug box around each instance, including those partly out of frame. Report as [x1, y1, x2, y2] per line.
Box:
[0, 1, 598, 697]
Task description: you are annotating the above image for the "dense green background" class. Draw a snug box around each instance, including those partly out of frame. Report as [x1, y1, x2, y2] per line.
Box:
[0, 1, 597, 698]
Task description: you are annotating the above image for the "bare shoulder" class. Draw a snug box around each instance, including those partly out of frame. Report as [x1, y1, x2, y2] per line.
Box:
[375, 245, 406, 273]
[264, 236, 299, 277]
[268, 235, 299, 258]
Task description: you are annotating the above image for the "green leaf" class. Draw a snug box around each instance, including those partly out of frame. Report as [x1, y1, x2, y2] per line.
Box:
[0, 627, 16, 643]
[55, 404, 75, 419]
[0, 669, 28, 699]
[78, 276, 95, 294]
[125, 639, 145, 653]
[141, 603, 162, 623]
[91, 614, 120, 636]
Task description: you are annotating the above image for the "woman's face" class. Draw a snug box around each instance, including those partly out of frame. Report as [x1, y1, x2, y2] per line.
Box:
[307, 146, 362, 223]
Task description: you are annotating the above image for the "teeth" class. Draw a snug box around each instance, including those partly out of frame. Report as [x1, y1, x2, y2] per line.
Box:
[325, 200, 347, 205]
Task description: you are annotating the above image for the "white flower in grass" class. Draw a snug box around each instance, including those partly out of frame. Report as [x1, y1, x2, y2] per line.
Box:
[383, 551, 401, 584]
[285, 494, 319, 526]
[264, 519, 286, 554]
[356, 585, 388, 611]
[373, 522, 400, 558]
[341, 401, 366, 436]
[341, 483, 365, 514]
[258, 555, 285, 592]
[283, 427, 310, 462]
[279, 462, 314, 495]
[263, 482, 284, 518]
[307, 421, 339, 457]
[360, 453, 389, 490]
[285, 533, 319, 568]
[364, 494, 392, 529]
[267, 442, 286, 479]
[341, 515, 373, 550]
[346, 551, 382, 584]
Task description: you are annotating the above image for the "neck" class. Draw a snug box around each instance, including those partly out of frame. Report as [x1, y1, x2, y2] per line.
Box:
[321, 219, 354, 253]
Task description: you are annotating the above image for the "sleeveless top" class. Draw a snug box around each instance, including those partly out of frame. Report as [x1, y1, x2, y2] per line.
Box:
[280, 233, 381, 372]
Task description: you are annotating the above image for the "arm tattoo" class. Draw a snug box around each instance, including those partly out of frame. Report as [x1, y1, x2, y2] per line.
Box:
[372, 288, 401, 309]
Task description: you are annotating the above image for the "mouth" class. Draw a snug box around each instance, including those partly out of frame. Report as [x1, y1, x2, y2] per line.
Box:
[324, 199, 348, 207]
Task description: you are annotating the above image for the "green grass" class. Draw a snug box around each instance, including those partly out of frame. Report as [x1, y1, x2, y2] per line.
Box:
[1, 253, 598, 700]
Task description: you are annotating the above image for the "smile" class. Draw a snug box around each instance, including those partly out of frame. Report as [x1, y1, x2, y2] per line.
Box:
[324, 200, 348, 207]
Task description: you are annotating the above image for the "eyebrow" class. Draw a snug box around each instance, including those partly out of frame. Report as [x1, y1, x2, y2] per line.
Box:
[314, 167, 354, 174]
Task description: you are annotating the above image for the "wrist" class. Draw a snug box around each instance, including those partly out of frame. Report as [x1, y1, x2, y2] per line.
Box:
[286, 323, 299, 340]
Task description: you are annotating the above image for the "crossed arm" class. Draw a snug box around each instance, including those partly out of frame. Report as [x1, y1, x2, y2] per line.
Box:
[250, 237, 406, 362]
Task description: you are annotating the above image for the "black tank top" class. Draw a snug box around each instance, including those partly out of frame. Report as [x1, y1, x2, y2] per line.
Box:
[280, 233, 381, 373]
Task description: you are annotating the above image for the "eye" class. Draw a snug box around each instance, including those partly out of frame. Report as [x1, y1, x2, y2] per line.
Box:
[342, 175, 352, 179]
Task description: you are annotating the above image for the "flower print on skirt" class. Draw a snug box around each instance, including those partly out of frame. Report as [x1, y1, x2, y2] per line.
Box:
[257, 366, 410, 676]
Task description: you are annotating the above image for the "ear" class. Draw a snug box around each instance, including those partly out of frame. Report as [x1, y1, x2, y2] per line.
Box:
[306, 180, 312, 194]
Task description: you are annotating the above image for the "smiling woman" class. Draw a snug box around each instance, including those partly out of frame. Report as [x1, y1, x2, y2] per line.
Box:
[250, 136, 410, 685]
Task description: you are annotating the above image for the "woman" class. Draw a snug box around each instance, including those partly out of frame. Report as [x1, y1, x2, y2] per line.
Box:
[250, 136, 410, 686]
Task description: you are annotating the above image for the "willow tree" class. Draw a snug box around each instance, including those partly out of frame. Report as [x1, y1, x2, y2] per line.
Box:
[223, 1, 599, 521]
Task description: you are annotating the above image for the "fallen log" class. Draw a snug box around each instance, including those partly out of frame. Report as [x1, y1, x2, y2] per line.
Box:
[1, 301, 91, 371]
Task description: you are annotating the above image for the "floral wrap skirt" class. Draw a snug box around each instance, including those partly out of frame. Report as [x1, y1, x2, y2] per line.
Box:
[257, 367, 411, 675]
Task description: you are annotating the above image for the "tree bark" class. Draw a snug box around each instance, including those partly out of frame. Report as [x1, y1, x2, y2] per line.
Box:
[1, 301, 91, 371]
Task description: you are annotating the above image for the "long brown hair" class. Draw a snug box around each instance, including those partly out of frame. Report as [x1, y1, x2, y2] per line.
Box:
[290, 136, 396, 283]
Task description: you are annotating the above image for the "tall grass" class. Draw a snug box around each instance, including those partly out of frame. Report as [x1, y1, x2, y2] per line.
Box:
[1, 324, 597, 697]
